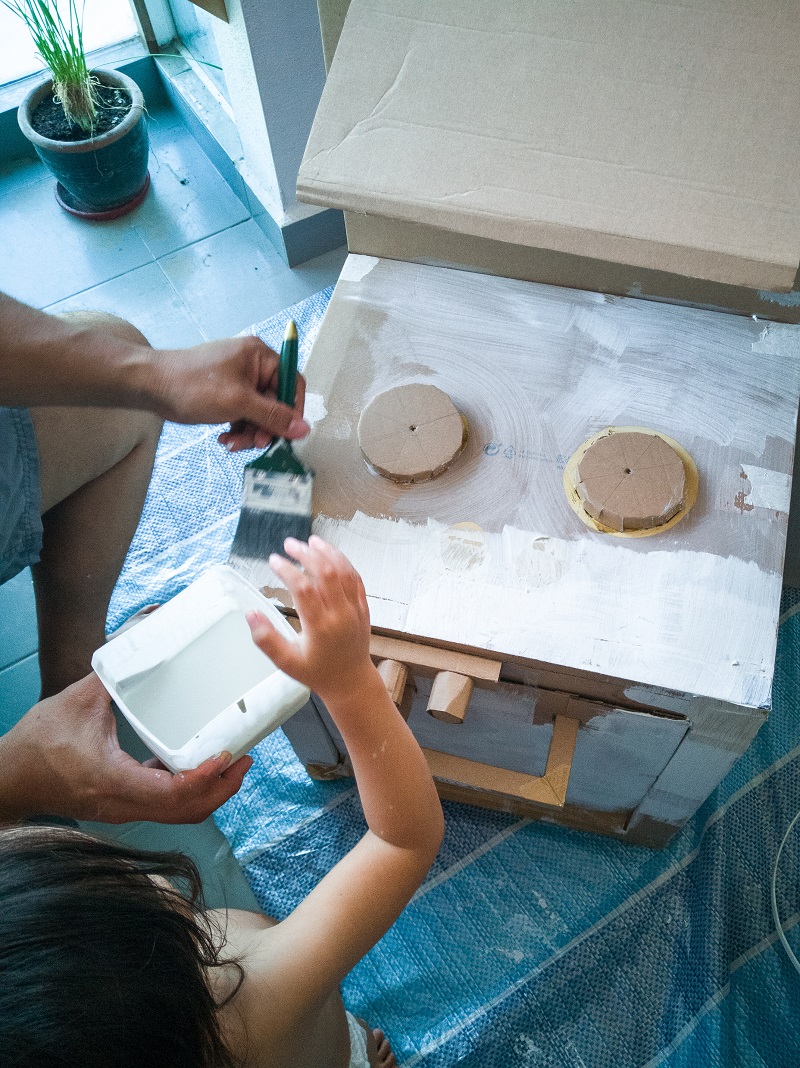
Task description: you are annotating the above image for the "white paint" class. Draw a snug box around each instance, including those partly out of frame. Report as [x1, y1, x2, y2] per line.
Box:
[739, 464, 792, 513]
[752, 321, 800, 360]
[339, 254, 379, 282]
[571, 304, 630, 360]
[313, 511, 780, 709]
[303, 392, 328, 428]
[121, 612, 276, 750]
[299, 258, 798, 737]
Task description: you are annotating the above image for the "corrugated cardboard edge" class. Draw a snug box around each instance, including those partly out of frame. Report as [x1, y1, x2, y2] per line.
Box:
[343, 213, 800, 325]
[297, 175, 797, 294]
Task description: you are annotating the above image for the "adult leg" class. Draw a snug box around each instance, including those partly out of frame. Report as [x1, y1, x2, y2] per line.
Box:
[29, 312, 162, 698]
[28, 312, 259, 910]
[76, 644, 260, 911]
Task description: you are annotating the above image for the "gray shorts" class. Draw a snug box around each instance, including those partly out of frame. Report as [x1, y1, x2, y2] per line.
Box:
[0, 407, 42, 586]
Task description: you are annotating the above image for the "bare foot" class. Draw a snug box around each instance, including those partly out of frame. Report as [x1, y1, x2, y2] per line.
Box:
[372, 1029, 397, 1068]
[355, 1019, 397, 1068]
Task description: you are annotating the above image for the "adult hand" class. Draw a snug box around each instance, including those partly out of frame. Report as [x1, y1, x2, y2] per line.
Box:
[0, 674, 252, 825]
[149, 336, 309, 452]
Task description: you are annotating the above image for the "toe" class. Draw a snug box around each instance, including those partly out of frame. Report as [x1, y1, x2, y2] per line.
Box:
[372, 1029, 396, 1067]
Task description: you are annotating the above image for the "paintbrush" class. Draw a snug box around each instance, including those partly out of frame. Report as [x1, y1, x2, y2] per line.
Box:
[227, 320, 313, 587]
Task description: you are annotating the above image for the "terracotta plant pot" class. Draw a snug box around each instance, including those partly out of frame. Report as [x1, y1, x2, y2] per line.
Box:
[17, 67, 150, 219]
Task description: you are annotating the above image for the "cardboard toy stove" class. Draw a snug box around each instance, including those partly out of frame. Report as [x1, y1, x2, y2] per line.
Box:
[278, 0, 800, 846]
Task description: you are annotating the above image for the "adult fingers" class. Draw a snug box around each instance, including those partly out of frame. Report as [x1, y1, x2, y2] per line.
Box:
[234, 393, 300, 440]
[293, 373, 307, 420]
[108, 752, 253, 824]
[168, 754, 253, 823]
[218, 420, 259, 452]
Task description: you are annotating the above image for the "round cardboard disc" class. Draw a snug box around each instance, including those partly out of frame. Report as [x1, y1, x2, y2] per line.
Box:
[563, 427, 698, 536]
[358, 384, 467, 483]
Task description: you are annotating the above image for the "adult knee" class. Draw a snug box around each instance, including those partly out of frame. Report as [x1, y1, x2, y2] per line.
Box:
[57, 309, 150, 350]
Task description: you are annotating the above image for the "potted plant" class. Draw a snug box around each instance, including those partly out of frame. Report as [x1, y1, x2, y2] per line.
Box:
[5, 0, 150, 219]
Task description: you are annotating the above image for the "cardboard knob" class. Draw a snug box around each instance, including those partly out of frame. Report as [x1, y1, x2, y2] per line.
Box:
[358, 383, 467, 483]
[427, 671, 473, 723]
[377, 658, 408, 706]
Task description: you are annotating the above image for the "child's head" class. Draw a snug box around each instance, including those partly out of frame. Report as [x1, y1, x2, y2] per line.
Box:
[0, 825, 240, 1068]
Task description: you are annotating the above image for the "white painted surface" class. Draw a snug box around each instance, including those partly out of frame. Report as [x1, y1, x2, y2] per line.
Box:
[298, 257, 800, 710]
[339, 254, 378, 282]
[313, 512, 781, 709]
[738, 465, 793, 513]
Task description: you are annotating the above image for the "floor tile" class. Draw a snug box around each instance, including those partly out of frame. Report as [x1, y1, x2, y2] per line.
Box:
[130, 118, 250, 260]
[0, 154, 48, 194]
[45, 261, 206, 348]
[0, 569, 37, 670]
[269, 245, 348, 308]
[157, 219, 293, 338]
[0, 174, 154, 307]
[0, 653, 40, 735]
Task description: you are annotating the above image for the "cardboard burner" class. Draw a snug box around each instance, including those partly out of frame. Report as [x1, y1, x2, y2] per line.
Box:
[358, 384, 467, 483]
[92, 566, 310, 773]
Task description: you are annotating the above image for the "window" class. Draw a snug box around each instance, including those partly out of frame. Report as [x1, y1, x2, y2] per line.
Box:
[0, 0, 140, 86]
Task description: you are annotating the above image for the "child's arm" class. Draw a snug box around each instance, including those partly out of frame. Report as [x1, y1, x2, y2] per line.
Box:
[241, 536, 444, 1010]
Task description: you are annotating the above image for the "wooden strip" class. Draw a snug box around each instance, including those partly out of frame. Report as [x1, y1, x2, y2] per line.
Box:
[369, 634, 501, 682]
[542, 716, 580, 805]
[423, 748, 561, 806]
[422, 715, 579, 809]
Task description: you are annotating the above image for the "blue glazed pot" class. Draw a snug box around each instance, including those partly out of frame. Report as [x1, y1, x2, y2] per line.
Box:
[18, 67, 149, 218]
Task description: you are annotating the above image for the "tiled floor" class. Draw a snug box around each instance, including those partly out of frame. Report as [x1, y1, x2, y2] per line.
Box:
[0, 99, 347, 723]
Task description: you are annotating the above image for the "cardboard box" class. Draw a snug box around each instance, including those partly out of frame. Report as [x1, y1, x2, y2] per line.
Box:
[303, 0, 800, 322]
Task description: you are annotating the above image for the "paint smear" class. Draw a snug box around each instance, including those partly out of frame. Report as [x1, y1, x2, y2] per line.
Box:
[739, 465, 792, 513]
[303, 392, 328, 428]
[441, 522, 487, 571]
[339, 254, 379, 282]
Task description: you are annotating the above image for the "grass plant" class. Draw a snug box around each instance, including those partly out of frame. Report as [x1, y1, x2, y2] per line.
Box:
[2, 0, 98, 131]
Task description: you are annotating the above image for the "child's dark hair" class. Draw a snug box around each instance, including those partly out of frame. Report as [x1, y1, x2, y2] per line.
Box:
[0, 825, 242, 1068]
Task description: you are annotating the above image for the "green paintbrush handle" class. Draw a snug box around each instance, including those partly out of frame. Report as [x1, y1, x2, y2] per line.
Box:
[278, 319, 298, 408]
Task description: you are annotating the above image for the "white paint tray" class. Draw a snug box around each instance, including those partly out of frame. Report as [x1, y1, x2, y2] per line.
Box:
[92, 564, 310, 772]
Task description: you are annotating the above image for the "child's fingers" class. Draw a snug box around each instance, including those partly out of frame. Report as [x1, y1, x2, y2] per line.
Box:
[308, 534, 355, 576]
[283, 537, 345, 610]
[309, 537, 368, 618]
[268, 552, 320, 613]
[245, 610, 304, 678]
[304, 535, 361, 598]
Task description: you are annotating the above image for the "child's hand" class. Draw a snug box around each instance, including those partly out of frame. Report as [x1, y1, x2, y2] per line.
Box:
[246, 536, 374, 704]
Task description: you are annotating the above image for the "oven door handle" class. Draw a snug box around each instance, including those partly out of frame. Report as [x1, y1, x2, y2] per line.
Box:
[421, 715, 580, 808]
